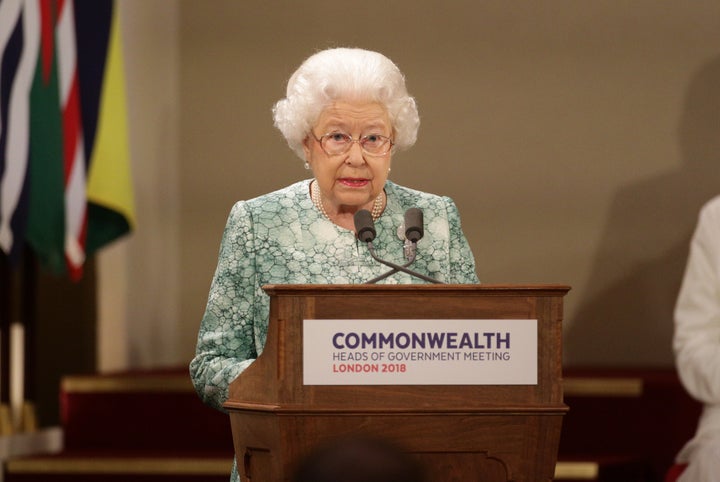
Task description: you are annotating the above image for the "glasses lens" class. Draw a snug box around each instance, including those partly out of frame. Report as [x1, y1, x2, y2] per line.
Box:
[361, 134, 390, 154]
[321, 133, 352, 155]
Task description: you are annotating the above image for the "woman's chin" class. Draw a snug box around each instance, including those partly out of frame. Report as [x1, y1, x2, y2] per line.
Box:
[331, 193, 373, 209]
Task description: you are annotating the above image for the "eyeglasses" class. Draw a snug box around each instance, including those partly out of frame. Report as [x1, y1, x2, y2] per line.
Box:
[312, 132, 394, 156]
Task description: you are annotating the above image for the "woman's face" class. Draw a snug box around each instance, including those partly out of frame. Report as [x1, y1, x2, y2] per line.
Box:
[303, 100, 393, 216]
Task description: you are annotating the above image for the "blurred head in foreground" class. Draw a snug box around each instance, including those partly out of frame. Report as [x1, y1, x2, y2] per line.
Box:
[292, 435, 426, 482]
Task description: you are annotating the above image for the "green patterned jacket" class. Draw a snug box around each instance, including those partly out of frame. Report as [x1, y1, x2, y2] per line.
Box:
[189, 179, 478, 480]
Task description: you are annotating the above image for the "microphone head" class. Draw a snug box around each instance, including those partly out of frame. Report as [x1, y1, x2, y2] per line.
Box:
[404, 208, 424, 243]
[354, 210, 376, 243]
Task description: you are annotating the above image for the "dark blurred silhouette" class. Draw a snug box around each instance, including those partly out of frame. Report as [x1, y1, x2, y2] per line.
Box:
[292, 435, 426, 482]
[566, 55, 720, 366]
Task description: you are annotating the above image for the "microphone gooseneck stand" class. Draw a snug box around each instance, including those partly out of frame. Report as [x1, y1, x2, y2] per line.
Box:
[364, 242, 443, 284]
[354, 209, 444, 285]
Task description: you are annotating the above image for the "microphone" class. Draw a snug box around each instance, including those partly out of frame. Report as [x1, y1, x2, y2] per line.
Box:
[354, 209, 376, 243]
[402, 207, 423, 262]
[404, 207, 423, 243]
[353, 209, 443, 284]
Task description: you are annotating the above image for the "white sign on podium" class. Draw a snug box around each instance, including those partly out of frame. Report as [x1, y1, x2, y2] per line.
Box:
[303, 319, 537, 386]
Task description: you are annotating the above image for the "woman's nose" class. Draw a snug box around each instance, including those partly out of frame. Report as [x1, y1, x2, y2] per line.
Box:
[344, 142, 366, 165]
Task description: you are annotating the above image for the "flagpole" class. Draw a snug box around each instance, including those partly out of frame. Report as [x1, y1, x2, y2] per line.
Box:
[21, 250, 38, 432]
[0, 252, 12, 434]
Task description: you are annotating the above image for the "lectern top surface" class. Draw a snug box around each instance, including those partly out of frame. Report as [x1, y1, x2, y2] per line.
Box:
[262, 283, 571, 296]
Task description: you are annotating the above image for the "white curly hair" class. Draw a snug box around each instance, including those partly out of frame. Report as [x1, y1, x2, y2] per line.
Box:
[272, 48, 420, 160]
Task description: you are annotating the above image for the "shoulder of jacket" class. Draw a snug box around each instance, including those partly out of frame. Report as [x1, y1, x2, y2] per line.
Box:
[386, 181, 450, 207]
[236, 180, 309, 211]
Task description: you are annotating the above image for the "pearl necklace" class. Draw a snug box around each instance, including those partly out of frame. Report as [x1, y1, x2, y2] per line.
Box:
[311, 180, 384, 221]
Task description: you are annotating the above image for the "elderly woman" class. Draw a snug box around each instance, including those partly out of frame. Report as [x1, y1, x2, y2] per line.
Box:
[190, 47, 478, 481]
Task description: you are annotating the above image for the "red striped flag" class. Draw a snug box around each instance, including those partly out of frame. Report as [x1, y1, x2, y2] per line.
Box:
[57, 0, 87, 279]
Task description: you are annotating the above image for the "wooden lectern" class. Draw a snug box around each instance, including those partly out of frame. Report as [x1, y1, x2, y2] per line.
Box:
[224, 284, 570, 482]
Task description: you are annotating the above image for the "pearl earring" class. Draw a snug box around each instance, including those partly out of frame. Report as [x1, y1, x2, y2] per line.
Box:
[304, 161, 310, 170]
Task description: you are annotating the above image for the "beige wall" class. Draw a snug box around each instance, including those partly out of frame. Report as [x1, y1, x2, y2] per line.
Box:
[99, 1, 180, 370]
[104, 0, 720, 370]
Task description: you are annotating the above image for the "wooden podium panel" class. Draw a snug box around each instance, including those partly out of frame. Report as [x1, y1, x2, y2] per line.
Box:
[224, 284, 570, 482]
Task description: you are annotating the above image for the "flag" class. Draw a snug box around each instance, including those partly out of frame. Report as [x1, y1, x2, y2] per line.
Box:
[0, 0, 135, 280]
[0, 0, 41, 265]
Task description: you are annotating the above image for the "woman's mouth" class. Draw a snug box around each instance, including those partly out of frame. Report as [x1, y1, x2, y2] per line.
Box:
[338, 178, 369, 187]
